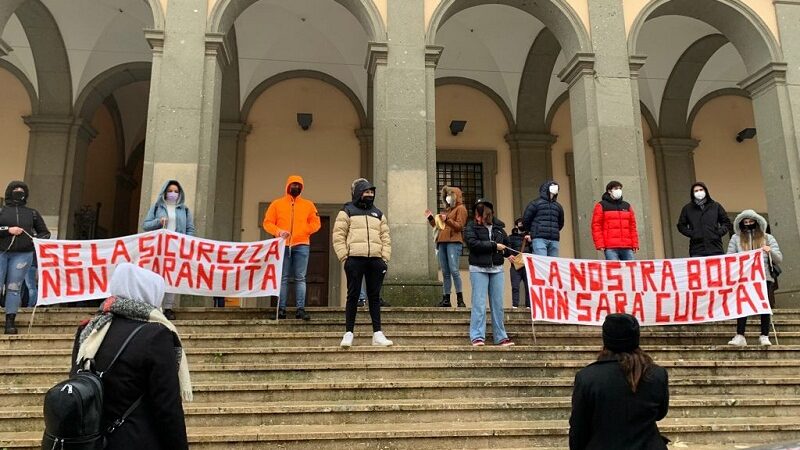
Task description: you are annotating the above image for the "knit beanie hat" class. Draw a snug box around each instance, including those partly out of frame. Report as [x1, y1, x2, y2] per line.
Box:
[602, 313, 640, 353]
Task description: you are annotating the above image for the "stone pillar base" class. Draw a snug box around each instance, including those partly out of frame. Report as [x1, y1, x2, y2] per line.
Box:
[381, 279, 442, 307]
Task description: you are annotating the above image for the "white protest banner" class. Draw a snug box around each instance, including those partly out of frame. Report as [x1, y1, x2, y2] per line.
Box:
[33, 229, 285, 305]
[524, 251, 770, 326]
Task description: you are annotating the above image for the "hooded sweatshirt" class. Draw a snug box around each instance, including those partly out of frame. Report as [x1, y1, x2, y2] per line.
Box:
[727, 210, 782, 283]
[142, 180, 196, 236]
[522, 180, 565, 241]
[0, 181, 51, 252]
[262, 175, 321, 247]
[332, 178, 391, 262]
[428, 186, 468, 243]
[676, 182, 732, 257]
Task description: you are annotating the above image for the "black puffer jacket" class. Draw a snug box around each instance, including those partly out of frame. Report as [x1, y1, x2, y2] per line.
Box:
[0, 181, 50, 253]
[522, 181, 564, 241]
[676, 182, 732, 257]
[464, 218, 510, 268]
[508, 226, 526, 253]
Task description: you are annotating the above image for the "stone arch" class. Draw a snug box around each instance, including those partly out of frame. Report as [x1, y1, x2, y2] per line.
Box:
[426, 0, 591, 57]
[241, 70, 367, 128]
[74, 62, 152, 125]
[628, 0, 782, 74]
[0, 59, 38, 114]
[687, 87, 750, 133]
[0, 0, 162, 36]
[208, 0, 386, 41]
[545, 91, 570, 132]
[435, 77, 515, 132]
[640, 102, 659, 136]
[516, 28, 561, 133]
[659, 34, 729, 137]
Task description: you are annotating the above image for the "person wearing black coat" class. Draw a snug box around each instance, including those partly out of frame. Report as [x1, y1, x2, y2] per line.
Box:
[465, 199, 514, 346]
[676, 182, 732, 257]
[0, 181, 50, 334]
[569, 314, 669, 450]
[522, 180, 564, 256]
[508, 219, 529, 308]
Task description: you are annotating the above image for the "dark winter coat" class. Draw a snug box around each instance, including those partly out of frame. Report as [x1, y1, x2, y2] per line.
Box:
[522, 181, 565, 241]
[676, 182, 732, 257]
[464, 218, 510, 268]
[0, 181, 50, 253]
[591, 193, 639, 250]
[70, 317, 189, 450]
[508, 227, 526, 253]
[569, 357, 669, 450]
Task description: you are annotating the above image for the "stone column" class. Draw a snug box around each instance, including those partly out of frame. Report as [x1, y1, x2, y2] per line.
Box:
[505, 132, 556, 217]
[649, 137, 699, 258]
[139, 2, 226, 237]
[231, 123, 252, 241]
[214, 121, 248, 241]
[355, 127, 373, 179]
[561, 0, 654, 259]
[60, 120, 99, 239]
[366, 0, 440, 305]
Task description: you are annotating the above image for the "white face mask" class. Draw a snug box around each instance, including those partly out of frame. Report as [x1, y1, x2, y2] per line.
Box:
[445, 195, 453, 205]
[610, 189, 623, 200]
[693, 190, 706, 200]
[549, 185, 559, 195]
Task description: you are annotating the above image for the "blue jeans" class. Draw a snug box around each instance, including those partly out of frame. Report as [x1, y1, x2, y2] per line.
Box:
[469, 271, 508, 344]
[0, 252, 33, 315]
[25, 263, 37, 307]
[532, 238, 560, 257]
[604, 249, 635, 261]
[359, 279, 367, 301]
[437, 242, 463, 295]
[279, 244, 310, 309]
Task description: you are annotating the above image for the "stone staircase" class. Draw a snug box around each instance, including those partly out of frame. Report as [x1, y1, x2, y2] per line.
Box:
[1, 307, 800, 449]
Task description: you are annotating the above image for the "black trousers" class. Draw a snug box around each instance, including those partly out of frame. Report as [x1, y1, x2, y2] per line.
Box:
[510, 266, 529, 307]
[345, 257, 387, 333]
[736, 281, 776, 336]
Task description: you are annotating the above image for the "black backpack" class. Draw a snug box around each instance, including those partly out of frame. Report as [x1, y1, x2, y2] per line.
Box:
[42, 323, 146, 450]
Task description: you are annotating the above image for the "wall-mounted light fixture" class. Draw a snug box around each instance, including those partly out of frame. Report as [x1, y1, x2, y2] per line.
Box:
[736, 128, 756, 142]
[297, 113, 313, 131]
[449, 120, 467, 136]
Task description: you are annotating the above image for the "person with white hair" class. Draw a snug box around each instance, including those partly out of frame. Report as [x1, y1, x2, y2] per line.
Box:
[69, 263, 191, 449]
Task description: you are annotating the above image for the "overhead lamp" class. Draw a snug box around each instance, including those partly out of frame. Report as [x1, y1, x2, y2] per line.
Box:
[449, 120, 467, 136]
[736, 128, 756, 142]
[297, 113, 313, 131]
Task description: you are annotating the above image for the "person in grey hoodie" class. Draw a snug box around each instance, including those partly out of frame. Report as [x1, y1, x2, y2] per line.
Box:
[726, 210, 781, 347]
[142, 180, 195, 320]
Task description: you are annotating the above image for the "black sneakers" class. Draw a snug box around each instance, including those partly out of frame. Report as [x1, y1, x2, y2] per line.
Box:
[295, 308, 311, 321]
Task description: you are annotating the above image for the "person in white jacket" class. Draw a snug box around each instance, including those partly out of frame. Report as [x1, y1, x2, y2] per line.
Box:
[727, 210, 782, 346]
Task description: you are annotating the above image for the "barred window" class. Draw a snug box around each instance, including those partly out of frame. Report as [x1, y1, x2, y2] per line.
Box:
[436, 162, 483, 211]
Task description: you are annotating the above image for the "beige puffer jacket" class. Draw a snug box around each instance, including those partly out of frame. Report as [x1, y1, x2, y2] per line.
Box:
[332, 178, 392, 262]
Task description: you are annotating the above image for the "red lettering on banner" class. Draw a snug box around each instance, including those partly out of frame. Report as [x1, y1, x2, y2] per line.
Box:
[544, 289, 556, 319]
[175, 262, 194, 288]
[65, 268, 84, 296]
[245, 265, 259, 290]
[624, 262, 638, 290]
[614, 293, 627, 314]
[640, 261, 657, 291]
[655, 293, 670, 323]
[548, 262, 563, 289]
[531, 287, 544, 319]
[234, 266, 242, 290]
[570, 262, 586, 290]
[218, 265, 234, 290]
[753, 282, 769, 309]
[265, 241, 281, 262]
[162, 258, 176, 285]
[661, 261, 677, 291]
[233, 245, 248, 264]
[724, 256, 737, 286]
[197, 242, 214, 263]
[738, 254, 750, 283]
[90, 244, 107, 265]
[687, 260, 702, 290]
[595, 293, 611, 321]
[706, 259, 722, 288]
[42, 269, 60, 297]
[163, 233, 178, 258]
[139, 235, 156, 259]
[38, 244, 60, 268]
[631, 293, 645, 323]
[718, 288, 733, 316]
[216, 245, 232, 264]
[706, 290, 716, 319]
[527, 258, 545, 286]
[248, 244, 264, 264]
[147, 258, 159, 274]
[89, 267, 108, 293]
[196, 264, 214, 290]
[178, 238, 196, 260]
[111, 240, 131, 264]
[63, 244, 82, 267]
[735, 284, 756, 315]
[576, 293, 592, 321]
[606, 262, 623, 291]
[588, 262, 603, 291]
[673, 293, 689, 322]
[260, 263, 278, 291]
[750, 252, 765, 281]
[691, 291, 706, 321]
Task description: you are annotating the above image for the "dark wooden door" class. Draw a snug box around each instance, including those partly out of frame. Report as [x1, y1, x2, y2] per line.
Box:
[277, 216, 330, 308]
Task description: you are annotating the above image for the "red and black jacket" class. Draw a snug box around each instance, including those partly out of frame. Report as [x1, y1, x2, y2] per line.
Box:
[591, 193, 639, 250]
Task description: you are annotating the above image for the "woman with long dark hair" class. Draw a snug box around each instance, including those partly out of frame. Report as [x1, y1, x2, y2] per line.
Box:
[569, 313, 669, 450]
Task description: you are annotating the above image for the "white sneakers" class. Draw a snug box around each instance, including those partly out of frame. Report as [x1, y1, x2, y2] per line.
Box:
[728, 334, 773, 347]
[372, 331, 394, 347]
[340, 331, 394, 348]
[340, 332, 354, 348]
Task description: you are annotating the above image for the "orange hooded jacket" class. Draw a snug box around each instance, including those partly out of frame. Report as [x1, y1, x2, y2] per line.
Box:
[262, 175, 321, 247]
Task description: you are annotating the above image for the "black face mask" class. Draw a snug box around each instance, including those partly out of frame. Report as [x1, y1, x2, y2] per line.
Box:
[10, 191, 26, 204]
[744, 222, 758, 231]
[360, 196, 374, 208]
[288, 186, 302, 197]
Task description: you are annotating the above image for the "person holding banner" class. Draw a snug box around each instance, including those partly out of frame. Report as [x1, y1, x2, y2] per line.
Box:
[465, 198, 514, 347]
[569, 313, 669, 450]
[522, 180, 564, 257]
[426, 185, 467, 308]
[591, 181, 639, 261]
[333, 178, 393, 348]
[263, 175, 321, 321]
[677, 182, 732, 257]
[142, 180, 196, 320]
[727, 210, 782, 347]
[0, 181, 50, 334]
